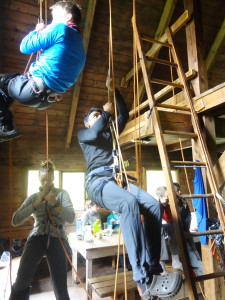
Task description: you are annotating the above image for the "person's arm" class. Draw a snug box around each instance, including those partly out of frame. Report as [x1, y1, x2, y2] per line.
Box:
[78, 111, 111, 143]
[46, 190, 75, 224]
[12, 193, 42, 226]
[115, 89, 129, 134]
[20, 23, 60, 55]
[106, 73, 129, 134]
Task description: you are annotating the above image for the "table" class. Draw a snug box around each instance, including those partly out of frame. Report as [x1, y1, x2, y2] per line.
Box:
[69, 232, 126, 298]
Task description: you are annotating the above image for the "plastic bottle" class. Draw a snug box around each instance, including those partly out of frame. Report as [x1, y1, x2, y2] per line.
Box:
[76, 218, 83, 240]
[93, 219, 101, 236]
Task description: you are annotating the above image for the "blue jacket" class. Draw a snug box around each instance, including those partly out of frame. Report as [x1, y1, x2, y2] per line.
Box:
[20, 23, 86, 93]
[107, 213, 121, 229]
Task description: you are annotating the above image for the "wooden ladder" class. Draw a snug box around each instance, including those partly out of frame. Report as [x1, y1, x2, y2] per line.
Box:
[132, 17, 225, 300]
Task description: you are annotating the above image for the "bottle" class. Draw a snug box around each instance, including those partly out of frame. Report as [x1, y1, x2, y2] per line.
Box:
[93, 219, 101, 236]
[76, 218, 83, 240]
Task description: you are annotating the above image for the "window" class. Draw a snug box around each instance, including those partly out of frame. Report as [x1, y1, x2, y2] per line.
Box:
[146, 170, 178, 198]
[62, 172, 85, 211]
[27, 170, 85, 211]
[27, 170, 59, 196]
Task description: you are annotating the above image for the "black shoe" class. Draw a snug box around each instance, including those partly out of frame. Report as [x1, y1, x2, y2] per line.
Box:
[0, 125, 21, 142]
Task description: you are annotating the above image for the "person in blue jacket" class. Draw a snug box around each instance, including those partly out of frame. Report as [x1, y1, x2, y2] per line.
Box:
[0, 1, 86, 141]
[107, 211, 121, 229]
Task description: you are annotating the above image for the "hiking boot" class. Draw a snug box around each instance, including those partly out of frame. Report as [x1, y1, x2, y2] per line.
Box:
[0, 124, 21, 142]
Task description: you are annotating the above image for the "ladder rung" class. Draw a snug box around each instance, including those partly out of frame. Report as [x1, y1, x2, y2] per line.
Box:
[170, 161, 206, 167]
[145, 56, 177, 67]
[194, 272, 225, 282]
[185, 229, 223, 237]
[156, 103, 190, 111]
[141, 35, 172, 47]
[163, 130, 197, 138]
[180, 193, 214, 199]
[151, 78, 183, 88]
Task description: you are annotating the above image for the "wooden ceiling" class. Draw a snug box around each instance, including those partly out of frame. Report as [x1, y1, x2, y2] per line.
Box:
[0, 0, 225, 147]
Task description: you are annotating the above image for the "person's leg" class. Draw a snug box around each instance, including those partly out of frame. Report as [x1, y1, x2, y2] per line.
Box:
[88, 178, 182, 300]
[186, 238, 203, 275]
[128, 183, 162, 273]
[9, 235, 46, 300]
[90, 178, 149, 283]
[0, 73, 21, 140]
[160, 228, 169, 275]
[46, 237, 70, 300]
[163, 223, 183, 270]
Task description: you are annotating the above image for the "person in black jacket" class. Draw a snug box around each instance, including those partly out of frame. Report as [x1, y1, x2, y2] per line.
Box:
[77, 76, 182, 300]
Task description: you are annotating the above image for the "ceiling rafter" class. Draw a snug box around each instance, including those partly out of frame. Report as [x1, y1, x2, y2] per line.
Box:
[206, 17, 225, 72]
[65, 0, 97, 148]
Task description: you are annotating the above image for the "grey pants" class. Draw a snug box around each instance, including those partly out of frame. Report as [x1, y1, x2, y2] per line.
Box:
[10, 235, 70, 300]
[87, 177, 162, 282]
[162, 223, 179, 255]
[186, 238, 203, 275]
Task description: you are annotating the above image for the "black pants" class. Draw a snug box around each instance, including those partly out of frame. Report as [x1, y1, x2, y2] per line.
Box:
[8, 73, 54, 110]
[10, 235, 70, 300]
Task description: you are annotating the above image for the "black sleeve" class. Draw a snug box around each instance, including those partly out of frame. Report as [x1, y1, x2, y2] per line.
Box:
[78, 111, 111, 143]
[115, 89, 129, 134]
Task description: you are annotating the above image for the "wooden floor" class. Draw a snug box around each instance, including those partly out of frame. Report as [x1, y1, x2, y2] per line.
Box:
[0, 256, 204, 300]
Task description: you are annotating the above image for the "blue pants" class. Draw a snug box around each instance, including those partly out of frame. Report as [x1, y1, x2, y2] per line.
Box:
[87, 177, 162, 282]
[10, 235, 70, 300]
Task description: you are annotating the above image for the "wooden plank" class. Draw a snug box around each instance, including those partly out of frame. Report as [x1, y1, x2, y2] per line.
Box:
[88, 271, 133, 284]
[167, 139, 191, 152]
[96, 282, 136, 298]
[120, 110, 194, 146]
[213, 151, 225, 189]
[161, 82, 225, 114]
[194, 82, 225, 113]
[65, 0, 97, 148]
[129, 69, 197, 118]
[151, 78, 183, 88]
[206, 17, 225, 72]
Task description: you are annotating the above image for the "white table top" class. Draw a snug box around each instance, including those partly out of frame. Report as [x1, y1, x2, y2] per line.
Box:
[69, 232, 125, 259]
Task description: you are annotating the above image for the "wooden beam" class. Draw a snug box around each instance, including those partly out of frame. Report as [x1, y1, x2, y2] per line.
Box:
[65, 0, 97, 148]
[206, 17, 225, 72]
[213, 151, 225, 189]
[162, 82, 225, 114]
[121, 2, 190, 87]
[0, 0, 3, 72]
[184, 0, 208, 95]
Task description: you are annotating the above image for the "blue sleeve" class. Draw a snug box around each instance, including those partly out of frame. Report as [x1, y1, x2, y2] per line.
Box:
[20, 24, 61, 54]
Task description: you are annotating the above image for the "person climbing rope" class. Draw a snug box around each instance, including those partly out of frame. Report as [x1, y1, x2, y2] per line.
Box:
[0, 1, 86, 142]
[78, 75, 182, 300]
[9, 160, 75, 300]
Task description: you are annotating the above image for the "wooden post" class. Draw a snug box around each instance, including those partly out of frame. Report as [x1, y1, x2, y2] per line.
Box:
[184, 1, 225, 299]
